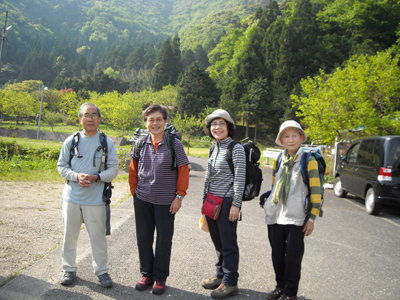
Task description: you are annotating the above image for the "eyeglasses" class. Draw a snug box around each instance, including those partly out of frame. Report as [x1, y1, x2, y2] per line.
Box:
[82, 113, 99, 119]
[210, 122, 227, 127]
[146, 118, 164, 124]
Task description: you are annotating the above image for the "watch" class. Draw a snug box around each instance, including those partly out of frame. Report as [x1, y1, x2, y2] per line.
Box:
[95, 173, 101, 182]
[176, 193, 184, 200]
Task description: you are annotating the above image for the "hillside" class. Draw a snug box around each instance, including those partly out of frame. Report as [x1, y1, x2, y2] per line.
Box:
[0, 0, 271, 85]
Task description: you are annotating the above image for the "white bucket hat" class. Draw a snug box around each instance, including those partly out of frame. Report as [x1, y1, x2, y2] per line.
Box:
[275, 120, 307, 146]
[205, 109, 235, 128]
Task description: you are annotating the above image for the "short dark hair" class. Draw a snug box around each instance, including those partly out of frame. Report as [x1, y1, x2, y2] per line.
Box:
[204, 118, 235, 139]
[78, 103, 101, 118]
[143, 104, 167, 122]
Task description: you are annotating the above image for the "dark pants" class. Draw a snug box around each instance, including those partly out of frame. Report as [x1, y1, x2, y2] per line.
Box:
[134, 195, 175, 281]
[268, 224, 305, 297]
[207, 197, 239, 286]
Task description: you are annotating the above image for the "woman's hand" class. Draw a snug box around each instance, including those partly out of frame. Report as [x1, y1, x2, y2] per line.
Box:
[169, 197, 182, 214]
[229, 205, 240, 222]
[303, 219, 314, 236]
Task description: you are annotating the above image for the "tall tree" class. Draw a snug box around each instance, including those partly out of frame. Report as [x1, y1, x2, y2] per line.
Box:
[177, 62, 220, 117]
[194, 45, 210, 68]
[152, 39, 175, 91]
[171, 34, 182, 85]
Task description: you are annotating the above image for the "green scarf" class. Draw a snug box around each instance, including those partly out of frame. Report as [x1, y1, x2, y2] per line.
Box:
[271, 153, 296, 206]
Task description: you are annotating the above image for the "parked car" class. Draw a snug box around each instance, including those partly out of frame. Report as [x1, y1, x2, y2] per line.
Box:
[333, 136, 400, 215]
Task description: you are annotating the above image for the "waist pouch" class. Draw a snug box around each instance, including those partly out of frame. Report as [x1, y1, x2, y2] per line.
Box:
[202, 192, 223, 220]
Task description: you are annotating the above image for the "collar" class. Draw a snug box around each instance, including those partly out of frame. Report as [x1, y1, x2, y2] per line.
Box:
[284, 147, 304, 162]
[213, 137, 233, 148]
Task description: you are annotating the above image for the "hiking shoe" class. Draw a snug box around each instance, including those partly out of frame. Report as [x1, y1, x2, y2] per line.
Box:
[202, 275, 222, 289]
[278, 295, 297, 300]
[60, 271, 76, 286]
[135, 276, 154, 291]
[97, 273, 113, 288]
[266, 287, 284, 300]
[211, 283, 239, 299]
[152, 280, 166, 295]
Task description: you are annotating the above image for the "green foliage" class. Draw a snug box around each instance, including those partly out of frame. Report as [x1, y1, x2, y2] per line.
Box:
[292, 50, 400, 144]
[0, 0, 268, 87]
[177, 62, 221, 117]
[171, 112, 204, 138]
[44, 112, 63, 132]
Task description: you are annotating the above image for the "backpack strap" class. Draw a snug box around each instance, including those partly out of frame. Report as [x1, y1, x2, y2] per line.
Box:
[165, 133, 177, 171]
[131, 134, 148, 163]
[131, 133, 177, 171]
[225, 141, 239, 176]
[68, 132, 81, 168]
[276, 151, 283, 172]
[300, 151, 312, 193]
[99, 132, 108, 170]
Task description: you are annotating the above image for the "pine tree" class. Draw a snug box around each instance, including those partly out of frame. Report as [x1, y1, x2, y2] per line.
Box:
[152, 39, 175, 91]
[177, 61, 220, 117]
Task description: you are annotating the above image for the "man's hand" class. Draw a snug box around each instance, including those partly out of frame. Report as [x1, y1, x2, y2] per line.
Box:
[77, 173, 96, 187]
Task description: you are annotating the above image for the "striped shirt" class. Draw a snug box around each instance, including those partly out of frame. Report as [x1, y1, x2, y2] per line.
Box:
[133, 133, 189, 205]
[203, 137, 246, 208]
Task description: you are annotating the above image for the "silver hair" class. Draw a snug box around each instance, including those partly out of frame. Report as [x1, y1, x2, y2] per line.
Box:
[78, 103, 101, 118]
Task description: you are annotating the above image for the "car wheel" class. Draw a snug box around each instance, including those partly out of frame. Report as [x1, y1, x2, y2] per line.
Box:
[365, 187, 381, 215]
[333, 177, 347, 198]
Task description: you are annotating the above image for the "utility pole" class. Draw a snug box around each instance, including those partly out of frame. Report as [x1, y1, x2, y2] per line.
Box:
[0, 11, 12, 73]
[37, 83, 48, 140]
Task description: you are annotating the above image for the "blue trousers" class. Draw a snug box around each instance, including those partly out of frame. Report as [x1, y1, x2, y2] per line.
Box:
[134, 195, 175, 281]
[206, 197, 239, 286]
[268, 224, 305, 297]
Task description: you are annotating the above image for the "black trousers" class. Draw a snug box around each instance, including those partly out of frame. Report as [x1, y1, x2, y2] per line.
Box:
[267, 224, 305, 297]
[207, 197, 239, 286]
[134, 195, 175, 281]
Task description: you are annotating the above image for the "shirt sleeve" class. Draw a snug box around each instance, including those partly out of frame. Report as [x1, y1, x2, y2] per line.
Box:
[100, 137, 119, 182]
[129, 158, 138, 196]
[231, 143, 246, 208]
[176, 164, 189, 197]
[307, 156, 322, 220]
[57, 136, 79, 182]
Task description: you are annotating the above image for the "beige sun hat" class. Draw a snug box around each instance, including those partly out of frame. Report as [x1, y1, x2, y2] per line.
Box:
[205, 109, 235, 128]
[275, 120, 307, 146]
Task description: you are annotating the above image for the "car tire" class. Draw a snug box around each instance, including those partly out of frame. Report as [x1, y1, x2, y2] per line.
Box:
[365, 187, 381, 215]
[333, 177, 347, 198]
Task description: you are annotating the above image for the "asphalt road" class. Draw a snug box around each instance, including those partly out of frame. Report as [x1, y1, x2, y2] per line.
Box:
[1, 157, 400, 300]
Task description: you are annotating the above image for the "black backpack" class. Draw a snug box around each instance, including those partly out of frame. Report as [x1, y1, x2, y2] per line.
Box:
[68, 131, 113, 235]
[131, 123, 181, 171]
[210, 141, 263, 201]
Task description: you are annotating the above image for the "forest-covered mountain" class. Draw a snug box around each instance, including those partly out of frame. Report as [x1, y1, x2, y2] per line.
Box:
[0, 0, 272, 85]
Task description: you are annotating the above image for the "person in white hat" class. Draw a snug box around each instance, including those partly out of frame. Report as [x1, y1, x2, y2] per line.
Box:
[201, 109, 246, 299]
[263, 120, 322, 300]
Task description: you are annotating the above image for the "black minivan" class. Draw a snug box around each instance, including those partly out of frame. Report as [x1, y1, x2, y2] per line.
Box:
[333, 136, 400, 215]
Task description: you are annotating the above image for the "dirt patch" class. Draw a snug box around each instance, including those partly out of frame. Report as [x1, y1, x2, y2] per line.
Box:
[0, 180, 131, 287]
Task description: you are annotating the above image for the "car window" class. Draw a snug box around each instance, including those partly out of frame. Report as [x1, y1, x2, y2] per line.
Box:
[357, 140, 375, 166]
[371, 139, 383, 169]
[347, 143, 360, 164]
[385, 139, 400, 175]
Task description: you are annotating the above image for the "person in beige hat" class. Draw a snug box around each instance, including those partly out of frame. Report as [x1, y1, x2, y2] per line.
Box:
[262, 120, 321, 300]
[201, 109, 246, 299]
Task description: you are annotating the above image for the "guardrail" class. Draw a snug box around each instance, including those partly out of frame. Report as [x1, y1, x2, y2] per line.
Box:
[263, 148, 282, 165]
